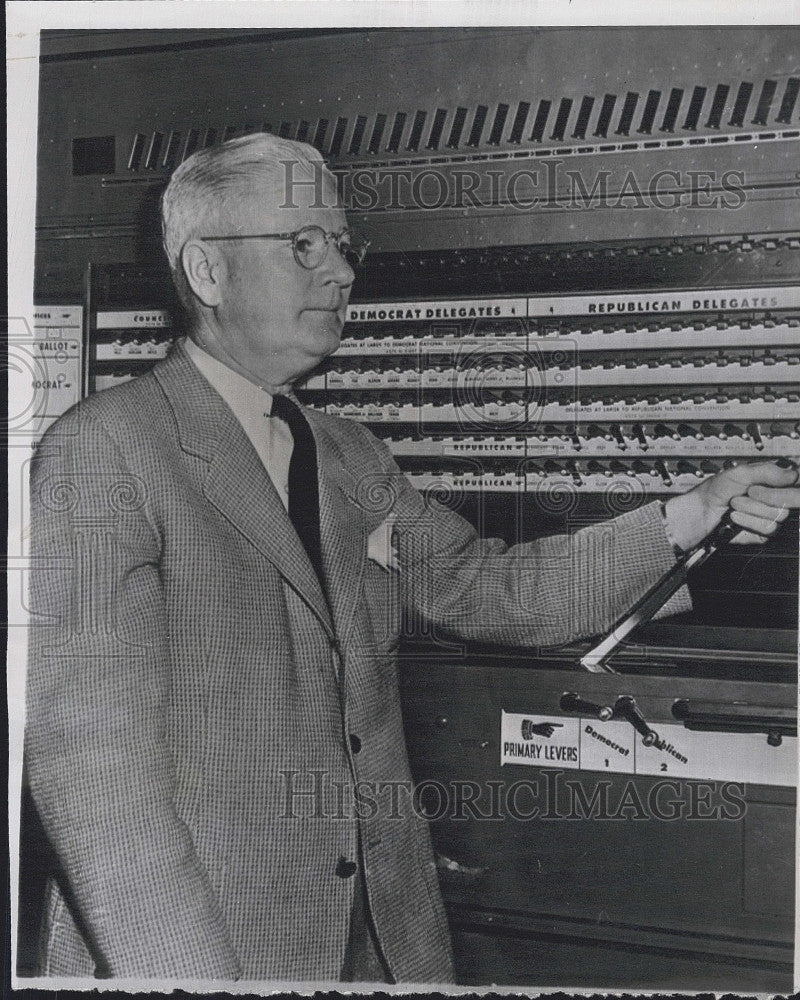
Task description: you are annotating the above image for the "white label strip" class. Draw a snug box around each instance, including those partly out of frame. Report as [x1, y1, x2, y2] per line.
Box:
[528, 286, 800, 317]
[346, 289, 800, 324]
[532, 324, 800, 351]
[33, 305, 82, 327]
[31, 306, 84, 420]
[501, 711, 796, 787]
[33, 339, 81, 357]
[30, 356, 82, 418]
[347, 299, 527, 322]
[96, 310, 173, 330]
[336, 335, 528, 356]
[95, 342, 172, 361]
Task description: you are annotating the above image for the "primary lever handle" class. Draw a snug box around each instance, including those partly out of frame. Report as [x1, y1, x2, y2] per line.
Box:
[579, 514, 740, 673]
[613, 695, 660, 747]
[559, 692, 614, 721]
[560, 692, 661, 746]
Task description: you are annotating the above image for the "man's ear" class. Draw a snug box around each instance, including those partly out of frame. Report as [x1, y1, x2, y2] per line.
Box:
[181, 240, 224, 308]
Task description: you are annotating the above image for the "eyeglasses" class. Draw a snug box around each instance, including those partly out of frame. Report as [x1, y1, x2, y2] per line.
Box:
[200, 225, 370, 270]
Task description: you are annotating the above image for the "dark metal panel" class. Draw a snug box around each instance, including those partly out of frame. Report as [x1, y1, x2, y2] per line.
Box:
[450, 927, 792, 989]
[399, 661, 796, 960]
[37, 26, 800, 253]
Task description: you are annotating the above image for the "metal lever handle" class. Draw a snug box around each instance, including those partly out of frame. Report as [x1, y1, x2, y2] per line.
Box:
[560, 693, 660, 747]
[579, 514, 740, 673]
[704, 515, 740, 549]
[559, 692, 614, 721]
[613, 695, 660, 747]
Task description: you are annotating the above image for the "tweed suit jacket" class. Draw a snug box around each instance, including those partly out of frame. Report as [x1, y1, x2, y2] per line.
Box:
[26, 340, 689, 983]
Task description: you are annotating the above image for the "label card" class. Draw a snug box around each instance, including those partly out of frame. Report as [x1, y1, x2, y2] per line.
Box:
[501, 711, 797, 787]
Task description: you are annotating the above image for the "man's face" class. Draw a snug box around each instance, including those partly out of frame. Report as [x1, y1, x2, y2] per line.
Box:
[210, 166, 355, 388]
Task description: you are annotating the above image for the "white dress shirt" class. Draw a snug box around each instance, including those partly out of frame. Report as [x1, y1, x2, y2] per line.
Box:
[184, 337, 294, 511]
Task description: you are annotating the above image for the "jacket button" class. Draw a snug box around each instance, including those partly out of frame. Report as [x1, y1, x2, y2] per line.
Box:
[335, 858, 358, 879]
[349, 733, 362, 754]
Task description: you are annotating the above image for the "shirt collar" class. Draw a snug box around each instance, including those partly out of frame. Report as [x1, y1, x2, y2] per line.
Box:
[184, 336, 275, 420]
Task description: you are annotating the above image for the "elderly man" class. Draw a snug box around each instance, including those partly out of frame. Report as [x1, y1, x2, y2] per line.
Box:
[26, 133, 800, 984]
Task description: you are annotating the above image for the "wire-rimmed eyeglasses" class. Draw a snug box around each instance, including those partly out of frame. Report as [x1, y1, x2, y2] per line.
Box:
[199, 225, 370, 270]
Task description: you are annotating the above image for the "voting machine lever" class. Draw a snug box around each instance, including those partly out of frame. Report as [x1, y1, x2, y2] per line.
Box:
[579, 516, 740, 674]
[559, 692, 614, 721]
[613, 695, 660, 747]
[560, 692, 660, 746]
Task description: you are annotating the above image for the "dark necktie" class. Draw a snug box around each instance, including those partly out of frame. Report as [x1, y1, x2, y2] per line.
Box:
[271, 393, 325, 586]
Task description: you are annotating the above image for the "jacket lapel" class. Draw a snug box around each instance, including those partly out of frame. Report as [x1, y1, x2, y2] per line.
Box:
[306, 410, 368, 653]
[154, 343, 335, 639]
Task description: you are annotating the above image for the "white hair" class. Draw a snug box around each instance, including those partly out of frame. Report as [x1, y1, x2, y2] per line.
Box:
[160, 132, 327, 309]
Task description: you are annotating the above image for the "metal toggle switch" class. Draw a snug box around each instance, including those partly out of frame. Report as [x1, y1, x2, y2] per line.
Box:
[611, 424, 627, 449]
[560, 692, 614, 721]
[655, 459, 673, 486]
[746, 422, 764, 449]
[560, 693, 660, 747]
[654, 423, 680, 441]
[612, 696, 660, 747]
[677, 459, 704, 479]
[631, 423, 648, 449]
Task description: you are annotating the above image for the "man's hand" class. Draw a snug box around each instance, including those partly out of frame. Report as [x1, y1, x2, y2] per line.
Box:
[664, 459, 800, 551]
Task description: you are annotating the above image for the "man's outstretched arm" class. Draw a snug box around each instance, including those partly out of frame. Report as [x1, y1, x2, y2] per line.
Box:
[356, 426, 798, 649]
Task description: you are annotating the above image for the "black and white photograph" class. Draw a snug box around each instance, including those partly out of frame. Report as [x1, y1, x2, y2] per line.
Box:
[7, 2, 800, 993]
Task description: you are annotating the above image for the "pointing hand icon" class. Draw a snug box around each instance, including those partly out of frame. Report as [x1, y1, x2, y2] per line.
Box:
[521, 720, 564, 739]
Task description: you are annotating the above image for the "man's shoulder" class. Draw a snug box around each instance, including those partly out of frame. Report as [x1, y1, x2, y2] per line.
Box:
[37, 365, 172, 454]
